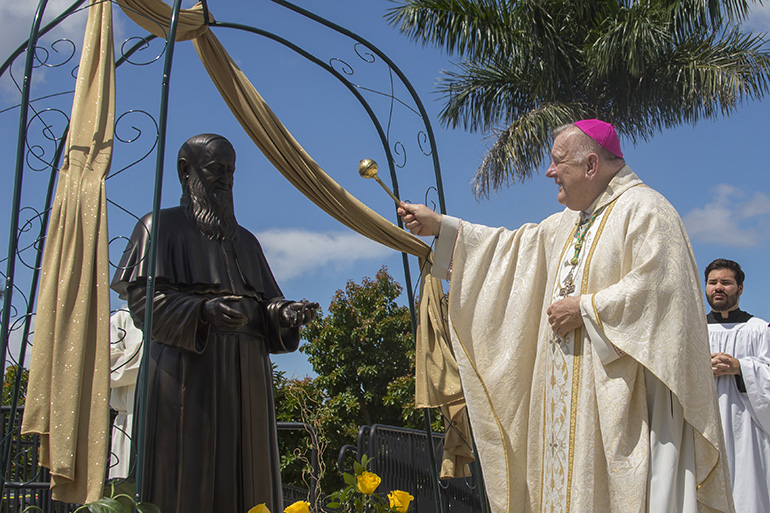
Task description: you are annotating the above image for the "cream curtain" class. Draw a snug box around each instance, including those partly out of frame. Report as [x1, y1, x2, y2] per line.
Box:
[23, 0, 469, 504]
[21, 0, 114, 504]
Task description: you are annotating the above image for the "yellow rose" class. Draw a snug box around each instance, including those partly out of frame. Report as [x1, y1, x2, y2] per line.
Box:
[356, 470, 382, 494]
[248, 504, 270, 513]
[284, 501, 310, 513]
[388, 490, 414, 513]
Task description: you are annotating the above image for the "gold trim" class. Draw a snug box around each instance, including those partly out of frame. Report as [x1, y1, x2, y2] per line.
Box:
[567, 198, 618, 512]
[583, 199, 618, 335]
[449, 312, 512, 513]
[583, 191, 634, 342]
[539, 220, 579, 513]
[560, 223, 579, 260]
[565, 326, 582, 513]
[591, 296, 602, 332]
[538, 377, 547, 513]
[581, 199, 617, 294]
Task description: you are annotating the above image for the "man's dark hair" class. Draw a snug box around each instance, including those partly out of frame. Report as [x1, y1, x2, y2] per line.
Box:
[705, 258, 745, 286]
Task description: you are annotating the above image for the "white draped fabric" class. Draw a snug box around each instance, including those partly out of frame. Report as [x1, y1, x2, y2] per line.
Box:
[709, 316, 770, 513]
[107, 309, 144, 480]
[433, 166, 733, 513]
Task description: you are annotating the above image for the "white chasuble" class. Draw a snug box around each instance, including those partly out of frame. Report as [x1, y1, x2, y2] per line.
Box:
[434, 166, 733, 513]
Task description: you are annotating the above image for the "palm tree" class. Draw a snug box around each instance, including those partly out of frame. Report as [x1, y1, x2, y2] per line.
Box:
[386, 0, 770, 198]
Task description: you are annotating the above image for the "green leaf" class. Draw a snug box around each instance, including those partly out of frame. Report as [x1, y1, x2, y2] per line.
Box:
[343, 472, 357, 487]
[136, 503, 162, 513]
[85, 498, 123, 513]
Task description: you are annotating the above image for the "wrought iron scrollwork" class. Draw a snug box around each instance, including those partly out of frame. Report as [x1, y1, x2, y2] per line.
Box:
[119, 35, 164, 66]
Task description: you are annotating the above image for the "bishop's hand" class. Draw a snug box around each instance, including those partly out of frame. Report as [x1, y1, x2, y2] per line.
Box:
[547, 296, 583, 337]
[279, 300, 320, 328]
[397, 202, 442, 237]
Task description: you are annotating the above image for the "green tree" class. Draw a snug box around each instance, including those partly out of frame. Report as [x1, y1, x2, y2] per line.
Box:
[3, 364, 28, 406]
[302, 267, 416, 430]
[293, 267, 425, 492]
[387, 0, 770, 197]
[273, 363, 329, 504]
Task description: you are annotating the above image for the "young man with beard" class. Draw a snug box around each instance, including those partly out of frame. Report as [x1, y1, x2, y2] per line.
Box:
[705, 258, 770, 513]
[111, 134, 318, 513]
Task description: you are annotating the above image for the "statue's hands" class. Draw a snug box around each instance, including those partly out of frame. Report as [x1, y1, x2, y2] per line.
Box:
[202, 295, 249, 329]
[397, 202, 442, 237]
[279, 301, 320, 328]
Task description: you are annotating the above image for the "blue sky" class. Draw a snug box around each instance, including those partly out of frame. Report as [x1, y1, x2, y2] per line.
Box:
[2, 1, 769, 378]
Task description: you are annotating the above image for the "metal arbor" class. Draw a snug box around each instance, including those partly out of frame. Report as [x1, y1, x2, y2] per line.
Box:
[0, 1, 484, 511]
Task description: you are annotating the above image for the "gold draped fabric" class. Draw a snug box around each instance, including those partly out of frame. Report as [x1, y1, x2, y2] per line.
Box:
[23, 0, 469, 503]
[21, 0, 114, 504]
[116, 0, 469, 477]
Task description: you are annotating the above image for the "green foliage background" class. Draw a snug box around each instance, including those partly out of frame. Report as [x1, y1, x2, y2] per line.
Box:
[3, 364, 28, 406]
[274, 267, 440, 496]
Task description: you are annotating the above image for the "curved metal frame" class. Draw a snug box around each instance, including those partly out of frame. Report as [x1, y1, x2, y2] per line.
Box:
[0, 1, 480, 512]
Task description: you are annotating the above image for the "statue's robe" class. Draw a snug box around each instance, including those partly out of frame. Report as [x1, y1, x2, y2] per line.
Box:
[111, 206, 296, 513]
[433, 167, 733, 513]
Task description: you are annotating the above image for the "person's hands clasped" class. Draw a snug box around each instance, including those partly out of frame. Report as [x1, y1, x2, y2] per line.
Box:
[202, 295, 249, 329]
[280, 301, 320, 328]
[547, 296, 584, 337]
[711, 352, 741, 377]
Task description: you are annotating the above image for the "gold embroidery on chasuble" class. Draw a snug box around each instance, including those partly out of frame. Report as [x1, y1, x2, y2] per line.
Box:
[448, 318, 515, 513]
[540, 201, 616, 513]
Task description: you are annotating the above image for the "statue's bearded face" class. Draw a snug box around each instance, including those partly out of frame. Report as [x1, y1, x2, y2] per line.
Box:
[185, 138, 239, 241]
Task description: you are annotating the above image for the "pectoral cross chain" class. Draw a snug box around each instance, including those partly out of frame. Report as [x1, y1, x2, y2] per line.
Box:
[558, 282, 575, 297]
[557, 267, 576, 298]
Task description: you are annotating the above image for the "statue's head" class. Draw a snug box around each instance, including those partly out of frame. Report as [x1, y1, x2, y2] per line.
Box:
[177, 134, 239, 241]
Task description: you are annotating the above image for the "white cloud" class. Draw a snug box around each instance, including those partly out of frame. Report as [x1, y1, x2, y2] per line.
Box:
[683, 184, 770, 248]
[0, 1, 89, 104]
[255, 229, 394, 282]
[0, 1, 87, 64]
[739, 191, 770, 218]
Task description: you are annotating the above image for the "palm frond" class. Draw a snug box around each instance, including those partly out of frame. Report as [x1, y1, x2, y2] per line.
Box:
[437, 58, 545, 131]
[598, 28, 770, 132]
[670, 0, 754, 35]
[385, 0, 516, 59]
[586, 4, 674, 78]
[389, 0, 770, 197]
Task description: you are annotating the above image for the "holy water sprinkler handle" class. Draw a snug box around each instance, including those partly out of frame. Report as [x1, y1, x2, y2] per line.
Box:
[358, 159, 401, 207]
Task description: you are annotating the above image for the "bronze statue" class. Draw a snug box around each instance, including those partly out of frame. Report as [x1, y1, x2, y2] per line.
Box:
[111, 134, 318, 513]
